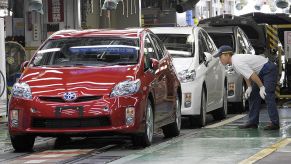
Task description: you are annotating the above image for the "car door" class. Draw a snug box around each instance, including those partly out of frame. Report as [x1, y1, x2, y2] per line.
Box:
[150, 33, 176, 122]
[239, 29, 256, 55]
[236, 30, 248, 54]
[202, 30, 224, 107]
[144, 34, 167, 124]
[198, 31, 216, 110]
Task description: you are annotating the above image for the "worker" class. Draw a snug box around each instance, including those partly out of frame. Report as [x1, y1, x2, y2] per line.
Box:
[214, 45, 280, 130]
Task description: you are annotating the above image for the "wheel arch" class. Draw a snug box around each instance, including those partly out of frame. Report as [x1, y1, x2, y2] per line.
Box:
[148, 92, 155, 120]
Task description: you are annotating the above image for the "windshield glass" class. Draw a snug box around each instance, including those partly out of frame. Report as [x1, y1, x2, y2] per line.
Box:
[30, 37, 140, 67]
[157, 34, 194, 58]
[208, 33, 235, 51]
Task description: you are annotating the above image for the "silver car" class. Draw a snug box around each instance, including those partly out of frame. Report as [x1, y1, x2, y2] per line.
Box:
[204, 26, 255, 113]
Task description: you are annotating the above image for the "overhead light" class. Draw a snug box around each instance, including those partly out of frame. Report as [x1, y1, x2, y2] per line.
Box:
[28, 0, 43, 14]
[235, 0, 248, 11]
[276, 0, 289, 9]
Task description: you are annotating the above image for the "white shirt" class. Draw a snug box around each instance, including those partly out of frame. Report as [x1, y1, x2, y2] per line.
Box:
[231, 54, 268, 79]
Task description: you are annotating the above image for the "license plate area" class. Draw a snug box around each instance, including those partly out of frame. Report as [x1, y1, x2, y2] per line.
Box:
[55, 106, 84, 117]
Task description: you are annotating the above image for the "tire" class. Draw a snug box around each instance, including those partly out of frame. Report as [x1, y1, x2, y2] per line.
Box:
[212, 85, 228, 120]
[162, 93, 181, 138]
[132, 99, 154, 147]
[10, 135, 35, 152]
[189, 88, 206, 128]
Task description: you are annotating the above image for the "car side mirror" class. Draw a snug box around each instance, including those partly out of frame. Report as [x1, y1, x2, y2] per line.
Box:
[204, 52, 212, 66]
[20, 61, 29, 72]
[150, 58, 159, 71]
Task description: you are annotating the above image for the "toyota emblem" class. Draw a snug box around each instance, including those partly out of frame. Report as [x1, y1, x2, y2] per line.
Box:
[63, 92, 77, 101]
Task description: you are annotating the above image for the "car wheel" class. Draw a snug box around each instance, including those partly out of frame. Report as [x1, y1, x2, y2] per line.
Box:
[212, 85, 227, 120]
[189, 88, 206, 128]
[162, 93, 181, 138]
[132, 99, 154, 147]
[10, 135, 35, 152]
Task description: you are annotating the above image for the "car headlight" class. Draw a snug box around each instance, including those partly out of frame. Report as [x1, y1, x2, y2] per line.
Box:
[178, 69, 196, 83]
[111, 79, 141, 97]
[12, 82, 32, 99]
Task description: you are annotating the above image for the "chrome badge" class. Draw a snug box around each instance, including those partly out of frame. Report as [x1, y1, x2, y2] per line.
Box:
[63, 92, 77, 101]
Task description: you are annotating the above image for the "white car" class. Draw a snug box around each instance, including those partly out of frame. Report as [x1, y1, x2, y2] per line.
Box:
[150, 27, 227, 127]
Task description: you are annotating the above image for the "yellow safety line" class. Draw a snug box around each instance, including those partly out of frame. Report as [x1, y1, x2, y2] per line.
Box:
[266, 26, 278, 35]
[277, 24, 291, 28]
[269, 38, 278, 46]
[266, 31, 279, 42]
[277, 95, 291, 99]
[239, 138, 291, 164]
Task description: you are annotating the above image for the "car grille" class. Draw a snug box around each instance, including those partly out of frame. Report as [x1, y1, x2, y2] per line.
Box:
[31, 117, 111, 129]
[39, 96, 102, 103]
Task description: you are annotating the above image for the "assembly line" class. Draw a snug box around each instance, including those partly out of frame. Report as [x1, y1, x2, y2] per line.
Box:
[1, 0, 291, 164]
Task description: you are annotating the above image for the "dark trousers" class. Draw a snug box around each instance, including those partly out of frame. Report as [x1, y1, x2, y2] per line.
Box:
[248, 61, 280, 125]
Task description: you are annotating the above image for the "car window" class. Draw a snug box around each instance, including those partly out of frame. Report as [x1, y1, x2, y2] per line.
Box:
[150, 34, 165, 60]
[202, 31, 216, 53]
[237, 31, 247, 54]
[157, 34, 194, 58]
[31, 37, 140, 67]
[198, 32, 207, 64]
[143, 35, 158, 71]
[144, 35, 158, 60]
[240, 29, 254, 54]
[208, 33, 235, 52]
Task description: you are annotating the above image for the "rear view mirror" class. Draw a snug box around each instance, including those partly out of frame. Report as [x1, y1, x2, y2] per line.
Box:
[150, 58, 159, 71]
[204, 52, 212, 66]
[20, 61, 29, 72]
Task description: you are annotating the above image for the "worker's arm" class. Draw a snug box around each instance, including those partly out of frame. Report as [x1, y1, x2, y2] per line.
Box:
[249, 72, 263, 87]
[244, 77, 251, 87]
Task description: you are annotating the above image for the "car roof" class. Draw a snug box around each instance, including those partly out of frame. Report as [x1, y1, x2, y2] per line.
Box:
[49, 29, 145, 40]
[203, 26, 236, 34]
[149, 27, 197, 34]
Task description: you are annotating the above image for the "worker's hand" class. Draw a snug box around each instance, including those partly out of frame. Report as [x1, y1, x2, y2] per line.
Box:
[259, 86, 266, 100]
[244, 87, 252, 99]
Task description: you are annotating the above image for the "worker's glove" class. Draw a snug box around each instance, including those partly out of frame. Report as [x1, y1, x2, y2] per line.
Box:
[259, 86, 266, 100]
[244, 87, 252, 99]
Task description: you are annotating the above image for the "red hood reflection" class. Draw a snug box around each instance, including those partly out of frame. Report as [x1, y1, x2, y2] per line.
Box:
[20, 65, 139, 97]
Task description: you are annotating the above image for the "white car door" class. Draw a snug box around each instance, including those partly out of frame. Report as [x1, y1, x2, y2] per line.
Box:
[198, 31, 216, 110]
[202, 31, 224, 108]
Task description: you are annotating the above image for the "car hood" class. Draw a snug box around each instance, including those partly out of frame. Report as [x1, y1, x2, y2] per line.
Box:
[20, 66, 139, 97]
[172, 58, 193, 73]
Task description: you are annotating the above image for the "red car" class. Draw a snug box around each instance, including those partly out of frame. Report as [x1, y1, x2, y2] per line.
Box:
[8, 29, 182, 151]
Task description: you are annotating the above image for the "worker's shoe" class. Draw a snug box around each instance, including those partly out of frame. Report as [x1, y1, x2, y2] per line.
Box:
[238, 123, 258, 129]
[263, 124, 280, 130]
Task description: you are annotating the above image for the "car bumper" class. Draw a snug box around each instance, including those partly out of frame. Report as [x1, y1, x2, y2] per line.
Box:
[226, 73, 243, 103]
[180, 81, 202, 116]
[8, 94, 146, 136]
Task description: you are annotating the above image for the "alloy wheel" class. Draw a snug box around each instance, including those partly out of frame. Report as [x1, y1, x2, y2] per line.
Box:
[176, 96, 182, 131]
[146, 103, 154, 143]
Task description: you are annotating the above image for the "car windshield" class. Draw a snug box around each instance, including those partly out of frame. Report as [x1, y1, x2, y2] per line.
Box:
[30, 37, 140, 67]
[157, 34, 194, 58]
[208, 33, 235, 51]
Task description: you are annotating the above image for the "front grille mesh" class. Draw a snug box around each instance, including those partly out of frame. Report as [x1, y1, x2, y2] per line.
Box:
[32, 117, 111, 129]
[39, 96, 102, 103]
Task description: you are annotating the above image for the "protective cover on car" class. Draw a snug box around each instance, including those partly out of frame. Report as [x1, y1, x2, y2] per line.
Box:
[198, 14, 266, 55]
